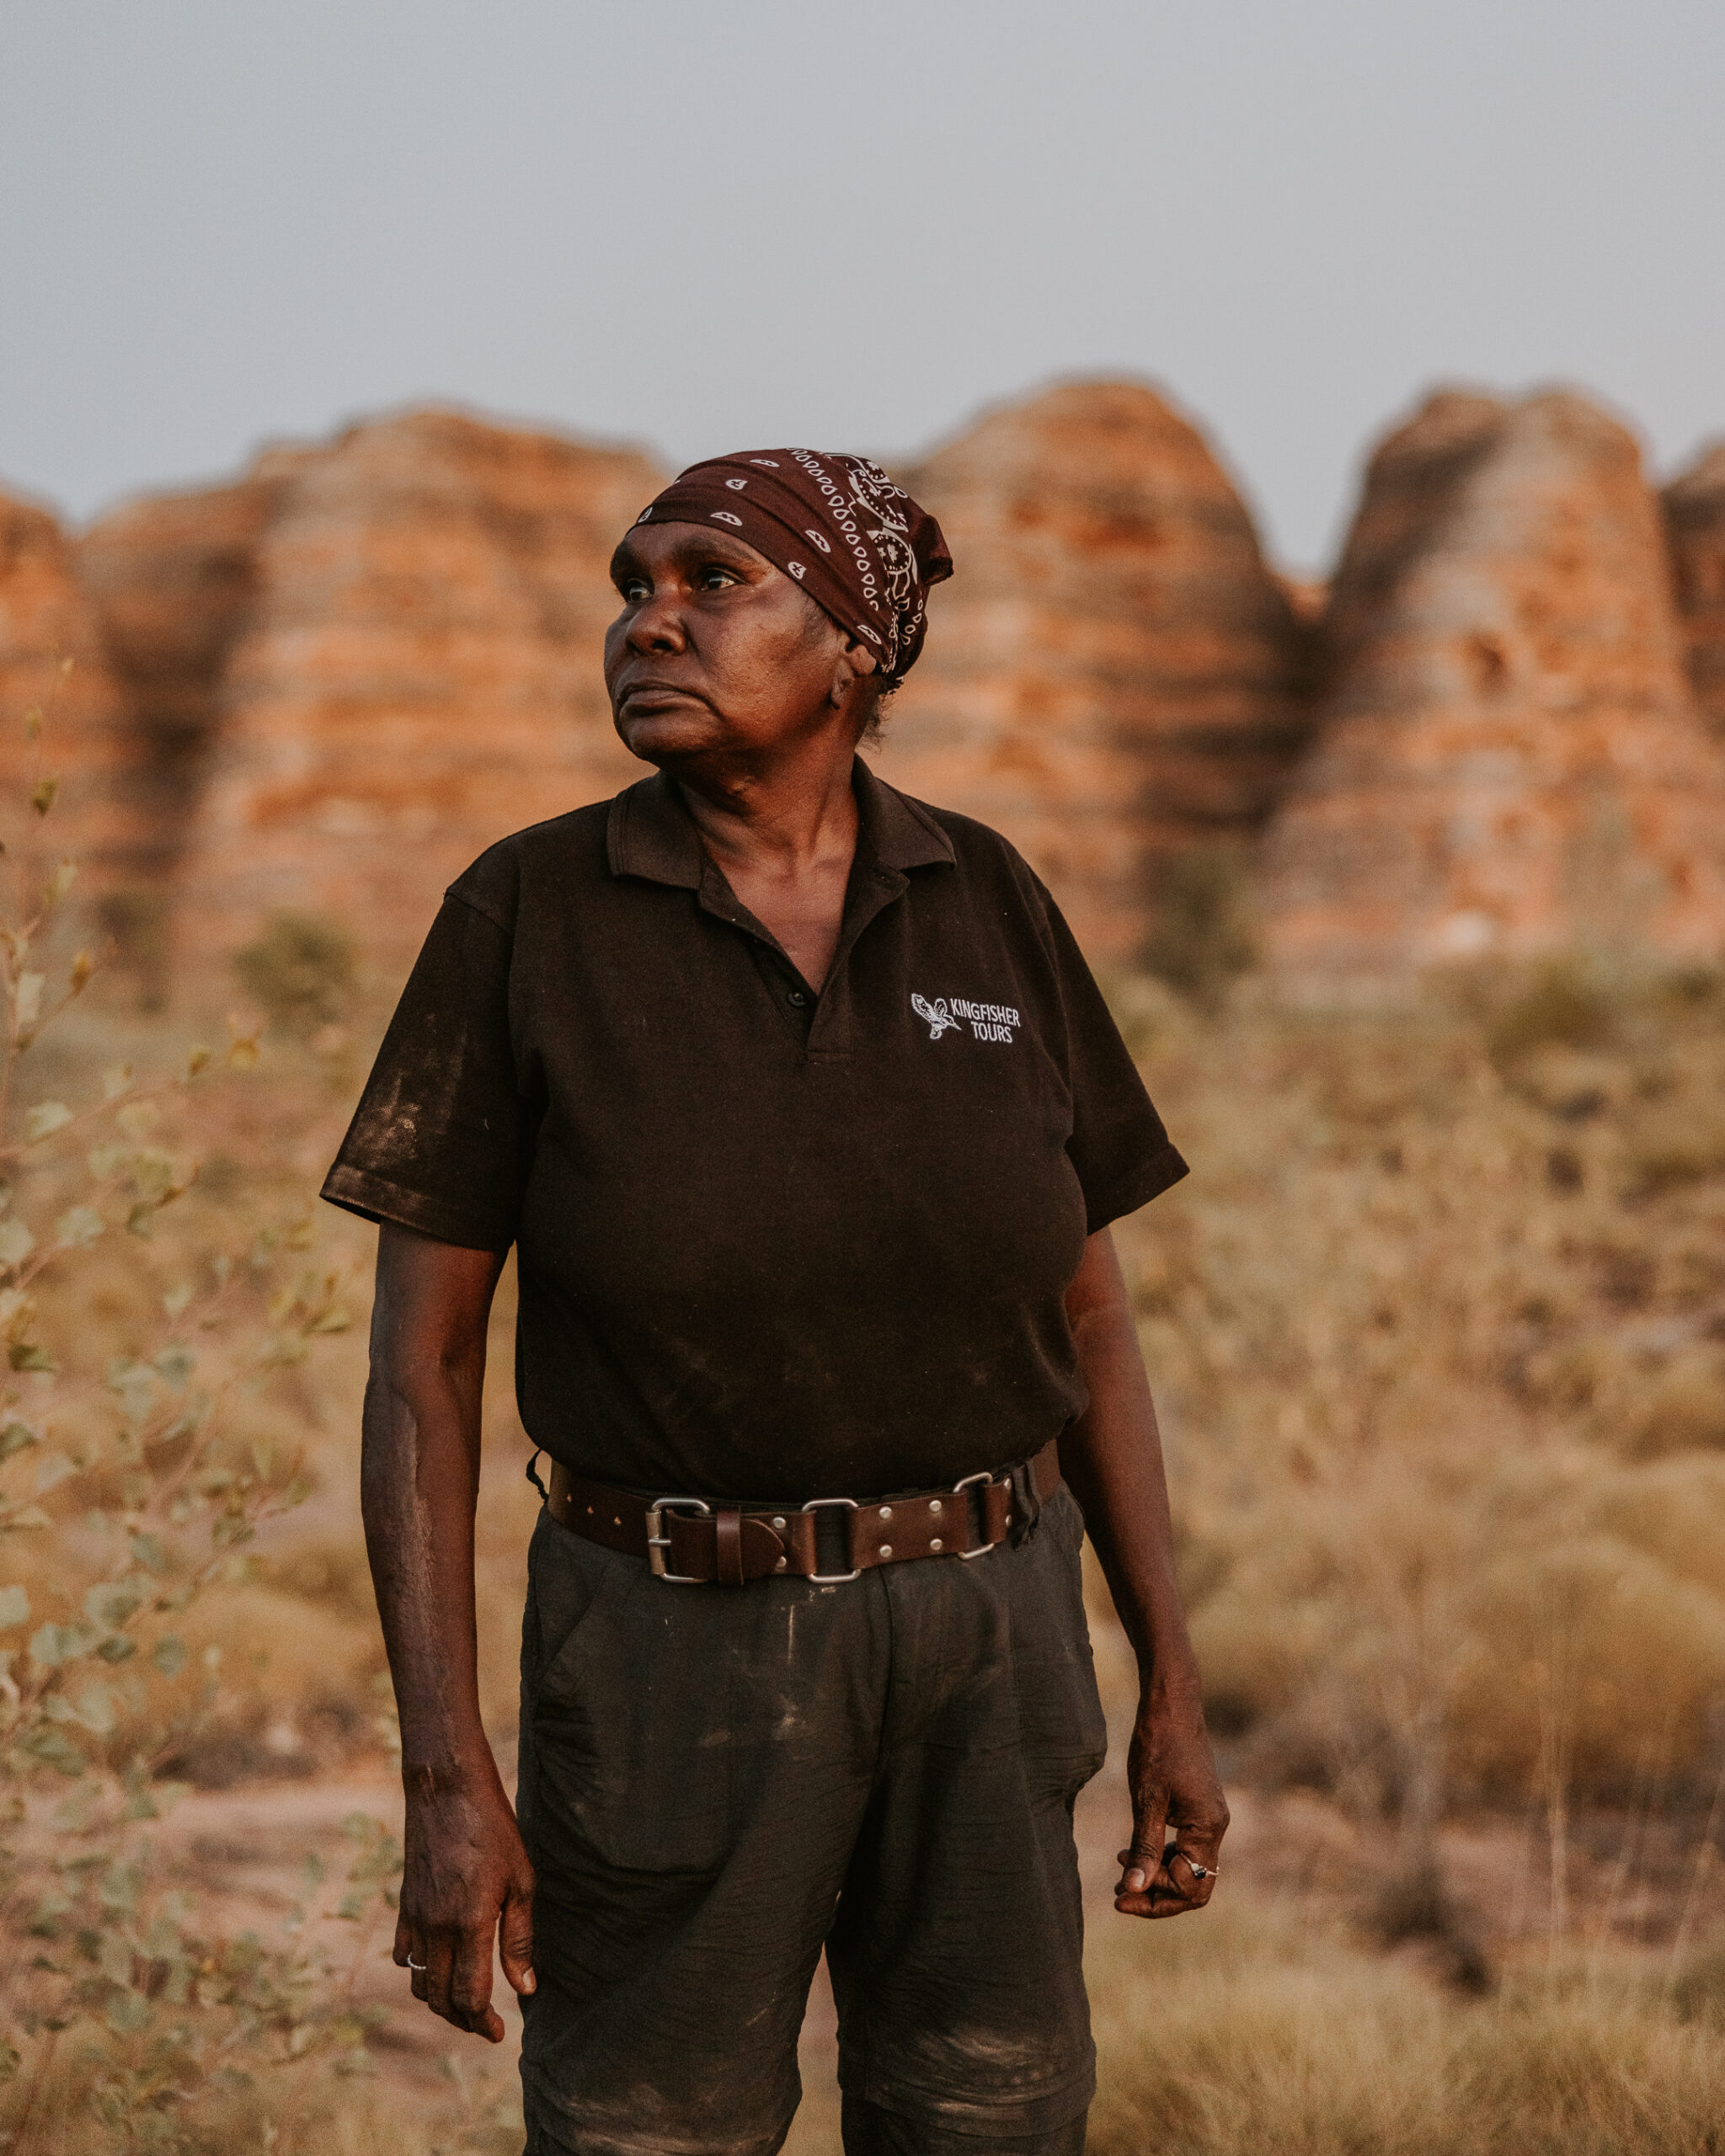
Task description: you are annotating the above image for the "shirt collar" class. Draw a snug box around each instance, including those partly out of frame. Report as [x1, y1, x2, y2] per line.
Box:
[606, 759, 955, 889]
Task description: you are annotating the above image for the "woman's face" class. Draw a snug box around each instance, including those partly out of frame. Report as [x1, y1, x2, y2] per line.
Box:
[604, 520, 871, 771]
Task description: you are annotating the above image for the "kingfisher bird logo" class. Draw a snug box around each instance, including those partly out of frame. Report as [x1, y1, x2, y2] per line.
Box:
[912, 995, 960, 1040]
[912, 992, 1023, 1044]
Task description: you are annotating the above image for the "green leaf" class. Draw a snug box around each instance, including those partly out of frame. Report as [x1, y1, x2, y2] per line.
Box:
[29, 1620, 93, 1668]
[0, 1220, 35, 1269]
[151, 1635, 186, 1678]
[13, 974, 44, 1033]
[101, 1063, 132, 1101]
[116, 1100, 159, 1142]
[0, 1505, 51, 1529]
[8, 1344, 56, 1374]
[105, 1358, 156, 1423]
[0, 1584, 29, 1627]
[73, 1681, 115, 1735]
[53, 1205, 104, 1250]
[30, 777, 58, 818]
[22, 1102, 71, 1145]
[104, 1991, 150, 2036]
[18, 1724, 86, 1779]
[84, 1581, 143, 1630]
[96, 1635, 136, 1663]
[152, 1342, 195, 1392]
[31, 1453, 73, 1497]
[0, 1422, 37, 1463]
[129, 1531, 165, 1575]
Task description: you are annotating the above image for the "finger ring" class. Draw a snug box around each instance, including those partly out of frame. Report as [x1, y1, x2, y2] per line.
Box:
[406, 1956, 427, 1972]
[1173, 1850, 1217, 1880]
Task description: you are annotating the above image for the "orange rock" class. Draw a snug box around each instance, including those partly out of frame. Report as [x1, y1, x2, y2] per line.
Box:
[1258, 391, 1725, 985]
[1664, 442, 1725, 745]
[80, 467, 296, 888]
[0, 488, 132, 891]
[875, 382, 1314, 963]
[144, 411, 664, 972]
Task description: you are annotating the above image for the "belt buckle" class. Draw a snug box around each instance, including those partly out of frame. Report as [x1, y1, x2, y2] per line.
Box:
[952, 1470, 999, 1560]
[801, 1496, 861, 1582]
[645, 1496, 712, 1582]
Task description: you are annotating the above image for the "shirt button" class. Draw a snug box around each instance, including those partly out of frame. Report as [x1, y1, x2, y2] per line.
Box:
[787, 989, 809, 1006]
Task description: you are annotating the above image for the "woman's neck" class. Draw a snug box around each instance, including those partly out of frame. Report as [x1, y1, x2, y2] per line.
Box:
[672, 733, 862, 990]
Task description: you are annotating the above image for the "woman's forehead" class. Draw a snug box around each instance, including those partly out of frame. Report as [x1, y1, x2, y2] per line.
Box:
[610, 520, 776, 577]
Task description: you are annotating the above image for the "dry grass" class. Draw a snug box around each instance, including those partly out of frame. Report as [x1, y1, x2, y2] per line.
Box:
[1112, 960, 1725, 1813]
[1087, 1907, 1725, 2156]
[12, 940, 1725, 2152]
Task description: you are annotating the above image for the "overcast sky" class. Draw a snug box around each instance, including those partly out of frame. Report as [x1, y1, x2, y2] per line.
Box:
[3, 0, 1721, 569]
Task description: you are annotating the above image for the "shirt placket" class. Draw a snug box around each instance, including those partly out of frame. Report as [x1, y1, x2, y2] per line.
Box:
[694, 857, 911, 1062]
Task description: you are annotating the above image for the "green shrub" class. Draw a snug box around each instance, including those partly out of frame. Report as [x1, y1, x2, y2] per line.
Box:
[0, 702, 384, 2151]
[233, 913, 356, 1037]
[1140, 846, 1258, 1009]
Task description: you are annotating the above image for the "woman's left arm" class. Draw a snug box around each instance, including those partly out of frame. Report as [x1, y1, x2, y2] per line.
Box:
[1060, 1226, 1229, 1918]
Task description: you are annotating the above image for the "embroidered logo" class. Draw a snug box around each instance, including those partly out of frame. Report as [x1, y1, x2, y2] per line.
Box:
[913, 994, 960, 1039]
[913, 994, 1022, 1043]
[725, 477, 748, 489]
[787, 561, 807, 579]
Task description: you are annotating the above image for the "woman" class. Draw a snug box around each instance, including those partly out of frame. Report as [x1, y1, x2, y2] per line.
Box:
[324, 449, 1227, 2156]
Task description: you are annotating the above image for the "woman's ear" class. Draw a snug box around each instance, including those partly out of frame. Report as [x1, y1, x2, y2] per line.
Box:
[830, 637, 879, 707]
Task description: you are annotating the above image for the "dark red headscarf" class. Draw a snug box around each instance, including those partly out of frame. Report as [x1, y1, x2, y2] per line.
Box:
[634, 449, 953, 679]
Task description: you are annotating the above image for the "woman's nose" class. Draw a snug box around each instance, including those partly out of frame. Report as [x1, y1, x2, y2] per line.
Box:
[625, 587, 686, 653]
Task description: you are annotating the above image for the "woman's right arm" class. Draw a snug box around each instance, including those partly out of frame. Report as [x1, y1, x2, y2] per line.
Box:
[361, 1220, 536, 2043]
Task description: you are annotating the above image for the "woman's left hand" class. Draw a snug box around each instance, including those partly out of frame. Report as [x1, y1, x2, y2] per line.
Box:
[1114, 1687, 1230, 1919]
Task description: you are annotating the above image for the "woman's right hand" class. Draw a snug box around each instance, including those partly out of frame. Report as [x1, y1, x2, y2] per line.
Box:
[395, 1764, 537, 2042]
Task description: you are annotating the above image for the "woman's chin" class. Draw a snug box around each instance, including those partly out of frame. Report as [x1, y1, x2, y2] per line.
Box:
[614, 709, 726, 766]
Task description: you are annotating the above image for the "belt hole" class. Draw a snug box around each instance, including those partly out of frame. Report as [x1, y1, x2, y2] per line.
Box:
[879, 1543, 893, 1557]
[585, 1506, 594, 1516]
[879, 1505, 892, 1519]
[613, 1515, 622, 1526]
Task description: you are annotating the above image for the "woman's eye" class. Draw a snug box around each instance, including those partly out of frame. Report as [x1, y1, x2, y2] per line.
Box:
[697, 566, 737, 592]
[619, 578, 649, 603]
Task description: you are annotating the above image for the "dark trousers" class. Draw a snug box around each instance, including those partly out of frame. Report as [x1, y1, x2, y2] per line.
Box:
[517, 1489, 1107, 2156]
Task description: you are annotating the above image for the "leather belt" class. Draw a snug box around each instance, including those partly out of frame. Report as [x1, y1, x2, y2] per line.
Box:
[542, 1436, 1063, 1587]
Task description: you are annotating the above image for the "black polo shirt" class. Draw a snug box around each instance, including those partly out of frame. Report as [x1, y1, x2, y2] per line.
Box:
[321, 761, 1186, 1500]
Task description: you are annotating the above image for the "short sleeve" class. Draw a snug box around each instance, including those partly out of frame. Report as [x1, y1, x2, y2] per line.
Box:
[1040, 889, 1188, 1231]
[320, 889, 524, 1251]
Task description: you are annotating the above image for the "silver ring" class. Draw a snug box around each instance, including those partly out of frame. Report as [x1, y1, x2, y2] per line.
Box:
[406, 1956, 427, 1972]
[1173, 1850, 1217, 1881]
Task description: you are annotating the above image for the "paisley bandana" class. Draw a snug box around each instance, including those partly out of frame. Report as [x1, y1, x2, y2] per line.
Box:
[633, 449, 953, 679]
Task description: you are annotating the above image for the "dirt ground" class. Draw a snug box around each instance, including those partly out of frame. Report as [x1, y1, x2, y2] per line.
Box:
[139, 1710, 1725, 2156]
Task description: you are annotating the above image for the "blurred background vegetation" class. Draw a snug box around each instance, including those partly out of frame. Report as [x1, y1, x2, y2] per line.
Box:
[4, 703, 1725, 2154]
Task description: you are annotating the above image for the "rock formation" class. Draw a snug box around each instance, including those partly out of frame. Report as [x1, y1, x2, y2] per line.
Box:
[79, 467, 296, 888]
[19, 378, 1725, 1002]
[875, 381, 1314, 964]
[0, 489, 133, 900]
[1663, 443, 1725, 744]
[91, 411, 664, 974]
[1258, 391, 1725, 984]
